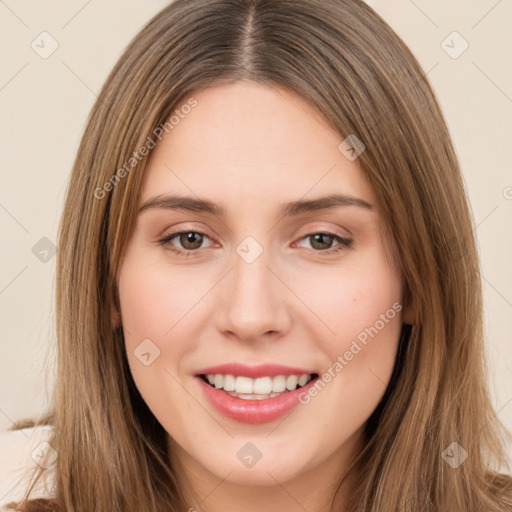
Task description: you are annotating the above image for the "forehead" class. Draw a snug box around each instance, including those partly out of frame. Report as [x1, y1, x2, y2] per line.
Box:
[140, 81, 376, 213]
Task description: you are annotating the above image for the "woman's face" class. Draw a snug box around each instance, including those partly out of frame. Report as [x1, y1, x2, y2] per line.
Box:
[116, 81, 405, 491]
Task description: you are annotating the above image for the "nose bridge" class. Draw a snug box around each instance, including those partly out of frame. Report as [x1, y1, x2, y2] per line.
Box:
[215, 239, 289, 339]
[232, 247, 272, 301]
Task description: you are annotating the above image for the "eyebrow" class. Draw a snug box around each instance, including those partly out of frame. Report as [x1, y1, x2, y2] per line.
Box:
[138, 193, 373, 217]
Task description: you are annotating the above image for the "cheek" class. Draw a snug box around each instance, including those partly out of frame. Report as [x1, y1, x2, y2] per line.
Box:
[117, 255, 200, 430]
[295, 257, 402, 342]
[117, 255, 204, 342]
[283, 260, 402, 465]
[292, 254, 403, 400]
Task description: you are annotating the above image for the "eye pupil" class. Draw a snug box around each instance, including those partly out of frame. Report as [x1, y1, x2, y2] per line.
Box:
[181, 232, 203, 249]
[311, 233, 333, 250]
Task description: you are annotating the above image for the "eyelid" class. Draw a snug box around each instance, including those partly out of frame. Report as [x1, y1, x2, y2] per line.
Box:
[293, 222, 352, 239]
[158, 227, 216, 246]
[292, 231, 352, 251]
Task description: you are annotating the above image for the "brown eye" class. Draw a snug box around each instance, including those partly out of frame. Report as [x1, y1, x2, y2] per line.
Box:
[296, 232, 353, 253]
[177, 232, 204, 250]
[309, 233, 336, 250]
[158, 230, 213, 254]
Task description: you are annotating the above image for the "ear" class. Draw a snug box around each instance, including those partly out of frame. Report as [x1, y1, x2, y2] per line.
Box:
[111, 302, 122, 329]
[401, 301, 415, 326]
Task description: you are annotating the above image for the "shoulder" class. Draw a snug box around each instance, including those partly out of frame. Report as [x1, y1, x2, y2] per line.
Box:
[0, 425, 56, 510]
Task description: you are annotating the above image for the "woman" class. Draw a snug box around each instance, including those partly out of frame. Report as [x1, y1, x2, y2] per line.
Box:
[2, 0, 511, 510]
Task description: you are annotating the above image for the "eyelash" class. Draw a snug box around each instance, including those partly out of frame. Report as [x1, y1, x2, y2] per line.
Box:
[157, 230, 353, 256]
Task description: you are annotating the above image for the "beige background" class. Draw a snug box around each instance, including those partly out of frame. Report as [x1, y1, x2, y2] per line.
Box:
[1, 0, 511, 468]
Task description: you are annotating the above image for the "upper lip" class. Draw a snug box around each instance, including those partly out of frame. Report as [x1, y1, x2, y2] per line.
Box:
[195, 363, 317, 379]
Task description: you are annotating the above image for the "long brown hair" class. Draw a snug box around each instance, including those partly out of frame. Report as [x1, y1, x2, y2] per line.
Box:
[8, 0, 512, 510]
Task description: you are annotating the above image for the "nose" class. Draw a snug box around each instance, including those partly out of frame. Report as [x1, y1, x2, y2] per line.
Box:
[214, 246, 292, 342]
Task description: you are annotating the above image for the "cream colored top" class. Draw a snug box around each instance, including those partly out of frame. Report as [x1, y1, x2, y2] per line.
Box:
[0, 426, 56, 510]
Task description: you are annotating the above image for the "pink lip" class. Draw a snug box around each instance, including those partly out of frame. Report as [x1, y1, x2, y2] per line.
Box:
[196, 374, 319, 424]
[195, 363, 316, 378]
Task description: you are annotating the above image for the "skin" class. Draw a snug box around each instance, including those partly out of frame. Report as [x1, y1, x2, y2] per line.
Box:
[115, 81, 410, 512]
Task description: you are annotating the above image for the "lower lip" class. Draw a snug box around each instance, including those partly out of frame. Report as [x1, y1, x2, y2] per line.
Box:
[196, 376, 318, 424]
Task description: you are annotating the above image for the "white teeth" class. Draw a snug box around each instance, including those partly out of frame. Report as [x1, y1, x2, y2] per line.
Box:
[203, 373, 313, 395]
[298, 374, 310, 387]
[272, 375, 287, 393]
[253, 377, 273, 394]
[223, 374, 236, 391]
[235, 376, 253, 394]
[225, 391, 282, 400]
[286, 375, 298, 390]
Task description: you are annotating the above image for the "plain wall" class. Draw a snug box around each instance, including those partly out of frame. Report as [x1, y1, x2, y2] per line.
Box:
[1, 0, 511, 465]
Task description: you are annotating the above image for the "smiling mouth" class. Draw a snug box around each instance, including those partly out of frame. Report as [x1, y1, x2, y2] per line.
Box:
[199, 373, 319, 400]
